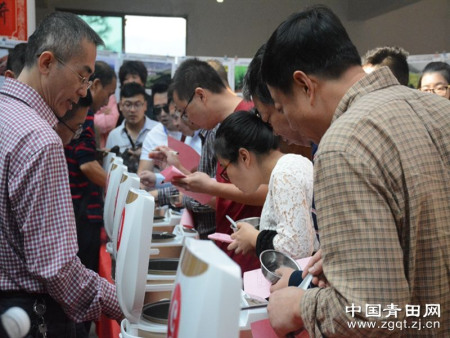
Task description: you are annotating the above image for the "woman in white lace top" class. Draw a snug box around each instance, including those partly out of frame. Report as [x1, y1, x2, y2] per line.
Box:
[214, 110, 319, 259]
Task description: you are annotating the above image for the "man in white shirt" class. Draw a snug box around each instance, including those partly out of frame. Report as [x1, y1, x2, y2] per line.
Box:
[138, 95, 203, 189]
[106, 82, 158, 172]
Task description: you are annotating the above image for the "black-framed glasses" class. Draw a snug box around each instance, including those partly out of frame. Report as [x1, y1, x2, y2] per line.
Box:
[252, 107, 262, 119]
[180, 91, 196, 122]
[58, 117, 84, 140]
[219, 161, 231, 182]
[153, 104, 170, 115]
[54, 55, 93, 89]
[122, 101, 145, 110]
[251, 107, 272, 127]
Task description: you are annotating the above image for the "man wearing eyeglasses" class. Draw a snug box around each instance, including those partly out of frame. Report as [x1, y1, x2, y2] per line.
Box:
[169, 58, 267, 273]
[106, 82, 158, 173]
[152, 81, 178, 132]
[0, 12, 123, 337]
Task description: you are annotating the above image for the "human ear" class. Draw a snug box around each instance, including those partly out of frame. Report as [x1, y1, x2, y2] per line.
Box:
[4, 70, 15, 78]
[293, 70, 315, 105]
[238, 148, 252, 169]
[195, 87, 206, 103]
[37, 51, 54, 76]
[89, 78, 102, 93]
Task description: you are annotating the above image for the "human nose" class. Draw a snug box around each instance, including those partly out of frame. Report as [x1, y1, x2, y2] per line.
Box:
[77, 86, 88, 98]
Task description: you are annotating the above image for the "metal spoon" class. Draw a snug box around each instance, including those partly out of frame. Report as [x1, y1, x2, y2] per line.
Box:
[298, 273, 313, 290]
[226, 214, 238, 231]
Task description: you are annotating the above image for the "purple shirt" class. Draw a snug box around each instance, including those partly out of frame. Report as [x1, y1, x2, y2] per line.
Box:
[0, 78, 122, 322]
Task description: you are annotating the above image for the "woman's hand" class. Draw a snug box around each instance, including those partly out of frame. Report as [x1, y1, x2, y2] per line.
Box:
[227, 222, 259, 255]
[270, 267, 296, 292]
[172, 172, 215, 194]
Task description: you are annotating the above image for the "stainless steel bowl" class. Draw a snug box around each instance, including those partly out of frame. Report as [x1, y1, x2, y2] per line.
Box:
[236, 217, 260, 230]
[142, 300, 170, 325]
[259, 249, 300, 284]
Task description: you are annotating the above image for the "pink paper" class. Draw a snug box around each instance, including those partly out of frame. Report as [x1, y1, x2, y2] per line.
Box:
[251, 319, 279, 338]
[180, 209, 194, 229]
[160, 165, 186, 181]
[243, 267, 272, 299]
[207, 232, 233, 243]
[296, 256, 312, 270]
[160, 166, 213, 205]
[168, 136, 200, 171]
[243, 256, 312, 300]
[251, 319, 309, 338]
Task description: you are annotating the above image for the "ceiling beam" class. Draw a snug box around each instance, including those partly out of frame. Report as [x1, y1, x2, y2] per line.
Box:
[347, 0, 421, 20]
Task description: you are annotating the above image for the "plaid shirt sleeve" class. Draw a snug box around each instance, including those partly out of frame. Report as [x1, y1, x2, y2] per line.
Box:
[10, 142, 122, 322]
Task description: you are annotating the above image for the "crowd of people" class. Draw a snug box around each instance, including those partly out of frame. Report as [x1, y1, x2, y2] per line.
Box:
[0, 5, 448, 337]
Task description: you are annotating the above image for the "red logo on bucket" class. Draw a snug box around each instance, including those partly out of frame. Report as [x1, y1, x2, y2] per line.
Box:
[116, 208, 126, 252]
[167, 283, 181, 338]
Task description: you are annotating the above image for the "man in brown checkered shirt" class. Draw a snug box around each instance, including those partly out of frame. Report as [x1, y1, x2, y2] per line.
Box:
[262, 5, 449, 337]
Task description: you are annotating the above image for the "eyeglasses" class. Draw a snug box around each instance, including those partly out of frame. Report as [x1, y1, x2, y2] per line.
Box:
[58, 117, 83, 140]
[180, 91, 196, 122]
[219, 161, 231, 182]
[252, 107, 272, 127]
[252, 108, 262, 119]
[153, 104, 170, 115]
[122, 101, 145, 110]
[54, 55, 93, 90]
[419, 85, 450, 96]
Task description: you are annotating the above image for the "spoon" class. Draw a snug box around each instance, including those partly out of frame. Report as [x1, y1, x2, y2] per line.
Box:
[226, 215, 238, 231]
[298, 273, 313, 290]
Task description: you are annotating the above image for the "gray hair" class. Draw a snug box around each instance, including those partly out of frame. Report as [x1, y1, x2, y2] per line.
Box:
[25, 11, 103, 67]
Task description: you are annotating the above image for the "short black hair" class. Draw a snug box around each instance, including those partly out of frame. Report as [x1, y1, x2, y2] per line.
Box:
[363, 46, 409, 86]
[118, 60, 148, 86]
[6, 43, 27, 76]
[418, 62, 450, 88]
[262, 5, 361, 93]
[25, 11, 103, 68]
[120, 82, 146, 99]
[170, 58, 227, 101]
[243, 44, 273, 105]
[214, 110, 279, 163]
[89, 60, 116, 86]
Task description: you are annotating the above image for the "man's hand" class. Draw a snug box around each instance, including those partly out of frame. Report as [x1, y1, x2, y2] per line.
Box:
[227, 222, 259, 255]
[172, 172, 215, 194]
[302, 249, 328, 288]
[149, 145, 181, 170]
[139, 170, 156, 191]
[268, 287, 304, 337]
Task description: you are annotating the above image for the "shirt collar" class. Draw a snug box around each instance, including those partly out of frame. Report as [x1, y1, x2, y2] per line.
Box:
[120, 116, 156, 135]
[1, 77, 59, 128]
[333, 67, 400, 124]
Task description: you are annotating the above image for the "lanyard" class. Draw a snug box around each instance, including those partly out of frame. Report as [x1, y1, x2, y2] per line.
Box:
[123, 124, 136, 150]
